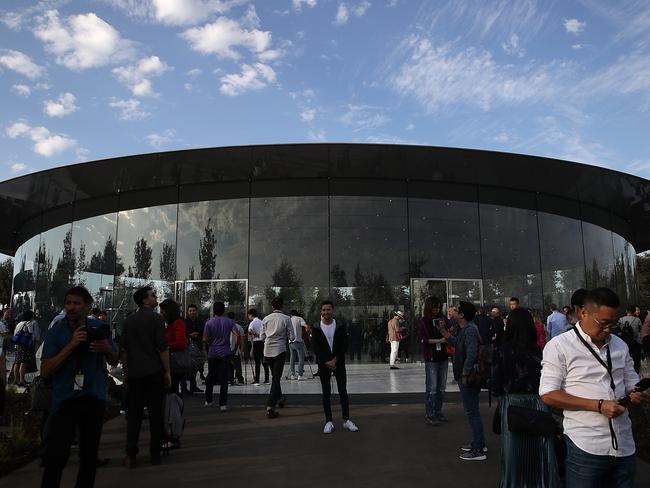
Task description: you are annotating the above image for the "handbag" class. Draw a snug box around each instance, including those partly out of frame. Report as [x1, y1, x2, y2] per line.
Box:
[11, 322, 33, 347]
[170, 349, 194, 375]
[507, 404, 556, 436]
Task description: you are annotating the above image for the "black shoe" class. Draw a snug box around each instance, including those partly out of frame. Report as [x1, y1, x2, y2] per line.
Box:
[390, 366, 400, 370]
[275, 397, 286, 408]
[266, 410, 279, 419]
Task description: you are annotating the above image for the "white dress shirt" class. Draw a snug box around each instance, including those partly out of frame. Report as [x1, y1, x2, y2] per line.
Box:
[248, 317, 264, 341]
[261, 311, 295, 357]
[540, 323, 639, 457]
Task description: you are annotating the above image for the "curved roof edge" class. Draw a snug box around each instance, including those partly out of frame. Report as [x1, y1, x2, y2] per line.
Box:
[1, 143, 649, 254]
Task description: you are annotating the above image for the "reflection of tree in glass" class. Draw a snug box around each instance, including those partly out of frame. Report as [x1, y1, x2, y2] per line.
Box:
[352, 264, 396, 306]
[408, 254, 427, 279]
[331, 264, 348, 287]
[265, 258, 304, 311]
[199, 218, 217, 279]
[159, 242, 176, 281]
[133, 237, 152, 279]
[77, 242, 86, 275]
[34, 242, 52, 295]
[214, 278, 246, 307]
[88, 236, 125, 275]
[51, 230, 77, 303]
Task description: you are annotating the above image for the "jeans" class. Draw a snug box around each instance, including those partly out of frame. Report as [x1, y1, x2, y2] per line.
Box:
[265, 352, 286, 409]
[205, 356, 230, 406]
[458, 382, 484, 451]
[252, 341, 269, 383]
[424, 360, 448, 417]
[318, 363, 350, 422]
[126, 372, 165, 458]
[389, 341, 399, 366]
[289, 342, 305, 376]
[41, 396, 105, 488]
[565, 435, 636, 488]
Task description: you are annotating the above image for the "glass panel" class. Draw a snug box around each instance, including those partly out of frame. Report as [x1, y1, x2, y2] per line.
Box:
[176, 199, 249, 281]
[411, 279, 448, 318]
[213, 280, 247, 324]
[449, 280, 483, 307]
[538, 212, 585, 309]
[408, 198, 481, 278]
[34, 223, 74, 325]
[248, 285, 328, 326]
[12, 234, 39, 313]
[480, 204, 543, 312]
[582, 221, 616, 289]
[612, 233, 636, 306]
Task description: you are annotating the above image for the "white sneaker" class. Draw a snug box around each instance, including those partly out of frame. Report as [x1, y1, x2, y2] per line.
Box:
[342, 419, 359, 432]
[252, 382, 260, 386]
[323, 421, 334, 434]
[297, 375, 305, 380]
[220, 405, 228, 412]
[204, 401, 213, 407]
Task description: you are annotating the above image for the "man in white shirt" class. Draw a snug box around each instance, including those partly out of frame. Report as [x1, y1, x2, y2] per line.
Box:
[247, 309, 268, 386]
[287, 310, 307, 380]
[546, 303, 569, 338]
[540, 288, 648, 487]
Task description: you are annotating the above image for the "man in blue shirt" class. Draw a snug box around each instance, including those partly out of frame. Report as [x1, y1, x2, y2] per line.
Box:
[547, 303, 569, 338]
[41, 286, 118, 488]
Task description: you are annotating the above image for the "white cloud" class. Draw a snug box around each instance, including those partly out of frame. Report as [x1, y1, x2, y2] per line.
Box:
[572, 43, 586, 50]
[494, 131, 510, 143]
[308, 129, 326, 141]
[107, 0, 247, 25]
[257, 49, 285, 62]
[113, 56, 170, 97]
[335, 3, 349, 25]
[293, 0, 317, 10]
[5, 120, 77, 157]
[184, 82, 193, 91]
[44, 92, 79, 117]
[147, 129, 176, 148]
[1, 12, 23, 30]
[186, 68, 203, 77]
[9, 162, 28, 174]
[405, 123, 415, 130]
[352, 1, 371, 17]
[340, 104, 390, 130]
[0, 50, 45, 79]
[300, 108, 316, 122]
[388, 37, 559, 112]
[180, 16, 271, 59]
[501, 33, 524, 57]
[563, 18, 586, 35]
[34, 10, 134, 70]
[109, 98, 150, 120]
[219, 62, 276, 96]
[12, 84, 31, 97]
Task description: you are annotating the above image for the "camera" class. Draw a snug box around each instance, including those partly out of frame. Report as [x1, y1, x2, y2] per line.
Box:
[617, 378, 650, 406]
[80, 324, 110, 342]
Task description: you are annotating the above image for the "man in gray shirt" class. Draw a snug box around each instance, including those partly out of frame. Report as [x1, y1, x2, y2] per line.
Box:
[261, 296, 294, 418]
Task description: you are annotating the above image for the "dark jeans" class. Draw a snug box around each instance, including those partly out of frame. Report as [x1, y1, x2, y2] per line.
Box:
[565, 435, 636, 487]
[252, 341, 269, 383]
[205, 356, 230, 406]
[458, 382, 485, 451]
[41, 396, 105, 488]
[229, 355, 244, 384]
[126, 372, 165, 458]
[318, 363, 350, 422]
[424, 360, 448, 417]
[265, 352, 286, 409]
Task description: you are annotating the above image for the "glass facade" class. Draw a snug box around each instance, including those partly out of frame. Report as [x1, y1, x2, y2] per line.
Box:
[12, 181, 639, 361]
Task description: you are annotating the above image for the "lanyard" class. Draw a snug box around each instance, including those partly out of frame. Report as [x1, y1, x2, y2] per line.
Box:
[573, 327, 618, 450]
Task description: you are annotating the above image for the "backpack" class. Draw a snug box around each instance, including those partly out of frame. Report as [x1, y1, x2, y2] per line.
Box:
[463, 324, 493, 389]
[11, 321, 33, 347]
[163, 393, 185, 441]
[620, 322, 636, 346]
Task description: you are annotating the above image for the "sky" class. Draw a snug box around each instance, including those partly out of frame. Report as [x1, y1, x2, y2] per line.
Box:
[1, 1, 650, 191]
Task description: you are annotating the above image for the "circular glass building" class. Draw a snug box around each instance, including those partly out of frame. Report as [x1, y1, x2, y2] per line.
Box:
[2, 144, 649, 362]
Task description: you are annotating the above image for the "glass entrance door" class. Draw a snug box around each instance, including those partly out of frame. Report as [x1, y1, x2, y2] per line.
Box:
[175, 279, 249, 324]
[410, 278, 483, 318]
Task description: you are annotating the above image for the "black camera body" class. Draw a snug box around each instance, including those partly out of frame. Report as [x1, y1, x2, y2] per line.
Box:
[80, 324, 110, 342]
[618, 378, 650, 406]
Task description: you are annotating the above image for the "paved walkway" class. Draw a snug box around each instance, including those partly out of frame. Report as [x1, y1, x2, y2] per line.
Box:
[5, 393, 650, 487]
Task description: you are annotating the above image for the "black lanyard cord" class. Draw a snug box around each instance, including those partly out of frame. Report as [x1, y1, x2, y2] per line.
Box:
[573, 327, 618, 450]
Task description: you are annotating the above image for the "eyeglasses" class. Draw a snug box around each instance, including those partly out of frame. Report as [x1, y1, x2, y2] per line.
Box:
[593, 318, 617, 330]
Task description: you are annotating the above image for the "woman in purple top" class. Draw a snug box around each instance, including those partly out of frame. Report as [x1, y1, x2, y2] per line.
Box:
[202, 301, 239, 410]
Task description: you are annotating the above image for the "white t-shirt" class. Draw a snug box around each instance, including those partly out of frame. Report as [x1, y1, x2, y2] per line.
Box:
[290, 316, 306, 343]
[320, 319, 336, 352]
[248, 317, 264, 341]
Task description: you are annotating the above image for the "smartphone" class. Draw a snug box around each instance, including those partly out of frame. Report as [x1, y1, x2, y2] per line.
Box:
[618, 378, 650, 406]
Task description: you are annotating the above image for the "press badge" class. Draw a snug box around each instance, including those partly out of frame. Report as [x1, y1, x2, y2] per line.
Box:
[74, 373, 85, 391]
[436, 343, 442, 351]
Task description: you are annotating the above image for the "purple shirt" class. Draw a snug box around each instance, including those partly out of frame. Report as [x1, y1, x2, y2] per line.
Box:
[203, 316, 236, 358]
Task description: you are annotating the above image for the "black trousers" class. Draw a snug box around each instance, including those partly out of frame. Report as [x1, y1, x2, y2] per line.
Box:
[41, 396, 105, 488]
[126, 373, 165, 457]
[205, 356, 230, 406]
[229, 355, 244, 383]
[252, 341, 269, 383]
[265, 352, 286, 409]
[318, 363, 350, 422]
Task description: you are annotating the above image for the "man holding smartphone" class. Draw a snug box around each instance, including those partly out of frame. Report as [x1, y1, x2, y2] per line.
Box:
[311, 300, 359, 434]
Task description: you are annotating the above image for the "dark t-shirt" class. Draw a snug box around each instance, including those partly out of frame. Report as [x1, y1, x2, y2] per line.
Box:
[120, 308, 168, 379]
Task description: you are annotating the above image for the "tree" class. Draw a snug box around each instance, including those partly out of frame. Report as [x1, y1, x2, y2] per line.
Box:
[638, 254, 650, 310]
[133, 238, 152, 279]
[51, 229, 77, 303]
[0, 258, 13, 306]
[159, 242, 176, 281]
[87, 235, 124, 276]
[199, 218, 217, 279]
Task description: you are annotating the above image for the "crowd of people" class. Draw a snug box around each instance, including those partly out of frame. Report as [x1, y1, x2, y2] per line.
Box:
[1, 284, 650, 487]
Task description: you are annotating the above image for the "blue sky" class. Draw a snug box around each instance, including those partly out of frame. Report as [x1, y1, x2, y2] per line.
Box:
[1, 0, 650, 182]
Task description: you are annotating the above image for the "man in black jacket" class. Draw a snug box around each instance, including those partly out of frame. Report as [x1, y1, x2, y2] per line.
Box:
[311, 300, 359, 434]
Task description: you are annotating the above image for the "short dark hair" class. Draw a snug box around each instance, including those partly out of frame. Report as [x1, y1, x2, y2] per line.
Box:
[570, 288, 589, 308]
[187, 304, 198, 311]
[213, 301, 225, 316]
[65, 286, 93, 304]
[321, 300, 334, 308]
[91, 307, 101, 316]
[18, 310, 34, 321]
[289, 309, 300, 316]
[159, 299, 181, 324]
[133, 286, 153, 307]
[271, 297, 284, 310]
[549, 303, 557, 311]
[626, 306, 636, 314]
[247, 308, 258, 317]
[509, 297, 519, 304]
[458, 301, 476, 321]
[584, 288, 620, 310]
